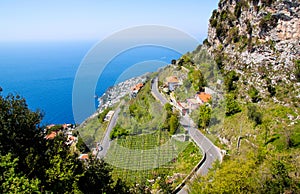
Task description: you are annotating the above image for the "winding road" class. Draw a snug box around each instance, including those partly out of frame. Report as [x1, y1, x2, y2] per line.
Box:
[97, 77, 222, 193]
[151, 77, 222, 194]
[97, 107, 121, 158]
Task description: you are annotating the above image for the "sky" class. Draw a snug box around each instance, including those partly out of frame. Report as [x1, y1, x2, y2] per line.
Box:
[0, 0, 219, 42]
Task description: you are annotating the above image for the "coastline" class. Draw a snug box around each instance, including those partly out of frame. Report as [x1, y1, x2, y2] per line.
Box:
[78, 73, 150, 127]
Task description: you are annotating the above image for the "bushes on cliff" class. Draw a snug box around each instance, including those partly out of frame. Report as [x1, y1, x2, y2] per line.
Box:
[224, 71, 239, 92]
[225, 94, 241, 116]
[247, 105, 262, 126]
[295, 60, 300, 81]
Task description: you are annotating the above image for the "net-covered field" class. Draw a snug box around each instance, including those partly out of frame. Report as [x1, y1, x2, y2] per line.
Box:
[105, 131, 202, 188]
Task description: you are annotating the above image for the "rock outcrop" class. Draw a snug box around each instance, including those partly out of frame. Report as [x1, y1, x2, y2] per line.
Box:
[206, 0, 300, 102]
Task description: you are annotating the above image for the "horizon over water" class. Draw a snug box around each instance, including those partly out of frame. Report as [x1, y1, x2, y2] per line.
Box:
[0, 41, 183, 124]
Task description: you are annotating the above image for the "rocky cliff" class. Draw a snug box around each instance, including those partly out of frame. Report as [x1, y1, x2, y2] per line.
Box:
[206, 0, 300, 103]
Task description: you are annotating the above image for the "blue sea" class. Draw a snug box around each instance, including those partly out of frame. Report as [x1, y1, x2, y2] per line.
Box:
[0, 41, 182, 124]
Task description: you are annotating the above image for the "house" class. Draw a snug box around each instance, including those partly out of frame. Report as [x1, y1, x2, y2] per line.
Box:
[187, 98, 200, 110]
[104, 110, 115, 121]
[65, 135, 77, 145]
[78, 154, 89, 160]
[166, 76, 181, 91]
[130, 83, 144, 98]
[45, 131, 57, 140]
[196, 92, 212, 104]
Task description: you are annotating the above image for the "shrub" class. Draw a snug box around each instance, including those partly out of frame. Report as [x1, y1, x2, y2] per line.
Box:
[110, 124, 128, 139]
[98, 107, 112, 123]
[224, 71, 239, 92]
[215, 54, 224, 71]
[198, 105, 212, 129]
[247, 105, 262, 126]
[248, 86, 260, 103]
[225, 94, 241, 116]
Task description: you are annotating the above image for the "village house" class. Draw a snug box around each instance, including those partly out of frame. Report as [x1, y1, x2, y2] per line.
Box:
[78, 154, 89, 161]
[65, 135, 77, 146]
[196, 92, 212, 104]
[130, 82, 144, 98]
[165, 76, 181, 91]
[45, 131, 57, 140]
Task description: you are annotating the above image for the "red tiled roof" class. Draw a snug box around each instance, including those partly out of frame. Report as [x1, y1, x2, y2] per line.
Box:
[78, 154, 89, 160]
[45, 131, 57, 140]
[131, 83, 144, 91]
[197, 92, 211, 103]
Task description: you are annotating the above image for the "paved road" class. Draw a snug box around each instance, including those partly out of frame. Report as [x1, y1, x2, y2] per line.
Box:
[151, 77, 168, 105]
[97, 107, 121, 158]
[151, 76, 222, 194]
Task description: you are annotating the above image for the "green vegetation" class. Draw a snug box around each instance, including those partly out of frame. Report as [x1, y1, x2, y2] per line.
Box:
[0, 93, 127, 193]
[190, 99, 300, 193]
[224, 70, 239, 92]
[225, 93, 241, 116]
[198, 105, 212, 129]
[76, 114, 109, 148]
[98, 107, 112, 123]
[247, 104, 262, 126]
[188, 69, 206, 91]
[248, 85, 260, 103]
[295, 59, 300, 81]
[110, 124, 129, 140]
[116, 81, 166, 136]
[108, 141, 202, 192]
[163, 103, 180, 135]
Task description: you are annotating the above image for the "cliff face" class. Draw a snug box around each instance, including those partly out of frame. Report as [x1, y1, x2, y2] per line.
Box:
[207, 0, 300, 102]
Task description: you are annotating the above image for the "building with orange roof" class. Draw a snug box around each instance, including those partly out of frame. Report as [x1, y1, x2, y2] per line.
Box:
[130, 83, 144, 98]
[78, 154, 89, 160]
[196, 92, 212, 104]
[45, 131, 57, 140]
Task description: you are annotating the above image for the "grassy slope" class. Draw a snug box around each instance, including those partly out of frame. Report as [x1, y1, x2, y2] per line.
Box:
[105, 79, 202, 190]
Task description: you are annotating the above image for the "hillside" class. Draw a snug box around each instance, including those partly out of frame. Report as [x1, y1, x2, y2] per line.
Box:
[187, 0, 300, 193]
[206, 0, 300, 103]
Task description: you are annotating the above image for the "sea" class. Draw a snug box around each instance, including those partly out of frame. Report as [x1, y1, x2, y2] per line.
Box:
[0, 41, 182, 125]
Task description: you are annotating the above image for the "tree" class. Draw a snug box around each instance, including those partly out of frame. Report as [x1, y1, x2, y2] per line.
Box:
[110, 124, 128, 139]
[0, 93, 128, 193]
[247, 105, 262, 126]
[262, 160, 293, 194]
[188, 70, 205, 91]
[225, 94, 241, 116]
[224, 71, 239, 92]
[248, 86, 260, 103]
[79, 157, 128, 193]
[0, 153, 40, 193]
[190, 157, 258, 193]
[0, 94, 44, 178]
[198, 105, 212, 129]
[169, 114, 179, 135]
